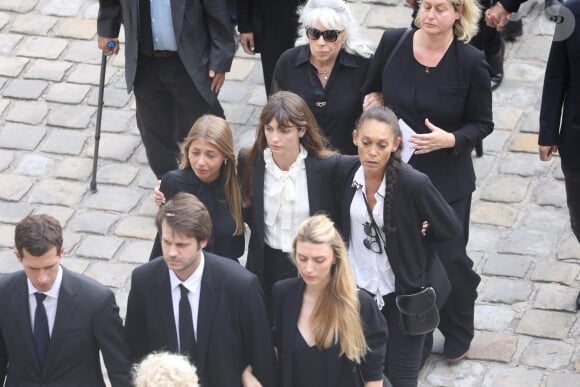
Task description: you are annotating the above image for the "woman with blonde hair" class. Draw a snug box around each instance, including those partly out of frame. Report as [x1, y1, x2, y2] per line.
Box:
[273, 214, 388, 387]
[239, 90, 338, 317]
[150, 114, 244, 260]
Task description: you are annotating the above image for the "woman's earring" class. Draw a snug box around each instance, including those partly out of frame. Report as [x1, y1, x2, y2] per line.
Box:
[224, 159, 228, 165]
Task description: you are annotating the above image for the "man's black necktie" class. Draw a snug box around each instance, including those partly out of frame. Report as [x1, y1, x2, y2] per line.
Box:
[34, 292, 50, 369]
[179, 284, 197, 363]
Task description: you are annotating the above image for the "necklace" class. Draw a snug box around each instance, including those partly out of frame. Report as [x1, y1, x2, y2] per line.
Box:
[317, 71, 330, 81]
[425, 66, 430, 74]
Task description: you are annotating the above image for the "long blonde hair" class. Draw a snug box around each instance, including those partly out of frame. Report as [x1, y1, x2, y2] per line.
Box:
[292, 214, 367, 363]
[180, 115, 244, 235]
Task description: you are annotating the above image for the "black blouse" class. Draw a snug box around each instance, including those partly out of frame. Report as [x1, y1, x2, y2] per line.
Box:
[149, 168, 244, 260]
[272, 45, 371, 155]
[292, 330, 327, 387]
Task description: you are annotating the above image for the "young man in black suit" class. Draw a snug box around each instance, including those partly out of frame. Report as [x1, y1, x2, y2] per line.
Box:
[0, 215, 132, 386]
[125, 192, 276, 386]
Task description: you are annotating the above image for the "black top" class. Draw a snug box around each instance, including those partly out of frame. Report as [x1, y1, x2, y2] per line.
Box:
[272, 45, 371, 155]
[149, 168, 244, 260]
[292, 330, 327, 387]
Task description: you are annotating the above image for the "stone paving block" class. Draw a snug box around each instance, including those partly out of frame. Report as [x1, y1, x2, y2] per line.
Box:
[0, 201, 33, 223]
[481, 277, 532, 304]
[0, 149, 14, 172]
[474, 304, 516, 331]
[32, 205, 75, 227]
[425, 359, 484, 387]
[54, 18, 96, 40]
[365, 4, 413, 29]
[0, 224, 14, 247]
[473, 154, 495, 180]
[86, 133, 141, 162]
[14, 154, 55, 177]
[494, 86, 540, 110]
[0, 56, 29, 77]
[219, 82, 249, 103]
[134, 146, 150, 166]
[520, 339, 574, 370]
[115, 216, 157, 240]
[480, 175, 529, 203]
[467, 225, 501, 253]
[545, 373, 580, 387]
[498, 153, 550, 177]
[0, 99, 8, 116]
[501, 229, 556, 257]
[504, 61, 546, 83]
[471, 202, 518, 227]
[0, 34, 23, 55]
[68, 211, 118, 234]
[18, 36, 68, 59]
[6, 101, 49, 125]
[64, 40, 102, 65]
[87, 87, 132, 108]
[510, 133, 540, 154]
[0, 13, 8, 29]
[481, 254, 531, 278]
[513, 35, 553, 62]
[67, 63, 115, 85]
[533, 283, 578, 312]
[10, 14, 57, 35]
[0, 122, 47, 150]
[118, 240, 154, 264]
[84, 186, 143, 212]
[46, 83, 91, 104]
[97, 163, 139, 186]
[532, 179, 567, 207]
[47, 105, 93, 129]
[100, 109, 133, 133]
[84, 261, 133, 288]
[136, 198, 158, 217]
[519, 110, 540, 134]
[41, 0, 83, 17]
[480, 366, 543, 387]
[516, 309, 575, 340]
[27, 179, 87, 206]
[0, 1, 37, 13]
[0, 174, 33, 201]
[60, 257, 90, 274]
[467, 330, 517, 363]
[137, 171, 158, 189]
[520, 207, 568, 231]
[24, 59, 71, 81]
[557, 236, 580, 261]
[531, 262, 579, 286]
[53, 157, 93, 180]
[349, 1, 372, 24]
[0, 251, 21, 274]
[551, 161, 564, 180]
[228, 58, 255, 81]
[2, 79, 48, 99]
[480, 129, 511, 153]
[75, 235, 123, 261]
[62, 231, 82, 251]
[247, 86, 267, 107]
[222, 102, 256, 125]
[40, 129, 88, 155]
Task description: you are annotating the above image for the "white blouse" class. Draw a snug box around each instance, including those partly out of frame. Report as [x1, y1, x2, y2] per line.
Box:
[348, 166, 395, 309]
[263, 146, 310, 253]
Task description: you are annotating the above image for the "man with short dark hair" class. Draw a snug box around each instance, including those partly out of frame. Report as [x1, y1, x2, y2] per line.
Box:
[125, 192, 276, 386]
[0, 214, 132, 386]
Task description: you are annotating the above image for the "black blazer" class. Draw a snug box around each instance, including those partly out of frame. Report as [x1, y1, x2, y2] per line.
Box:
[335, 157, 462, 307]
[539, 0, 580, 169]
[363, 28, 493, 202]
[273, 278, 388, 387]
[241, 152, 339, 285]
[125, 254, 277, 387]
[0, 267, 132, 387]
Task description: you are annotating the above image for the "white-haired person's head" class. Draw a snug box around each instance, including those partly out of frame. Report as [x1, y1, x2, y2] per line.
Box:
[133, 352, 199, 387]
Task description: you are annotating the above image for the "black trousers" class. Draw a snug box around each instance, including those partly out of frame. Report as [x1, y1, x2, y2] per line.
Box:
[562, 162, 580, 242]
[427, 195, 481, 359]
[134, 55, 224, 178]
[263, 243, 297, 320]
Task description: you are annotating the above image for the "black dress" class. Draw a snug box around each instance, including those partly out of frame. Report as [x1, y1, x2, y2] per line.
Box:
[149, 168, 244, 260]
[292, 330, 327, 387]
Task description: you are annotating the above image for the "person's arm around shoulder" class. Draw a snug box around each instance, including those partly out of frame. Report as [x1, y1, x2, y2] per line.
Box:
[93, 288, 133, 387]
[358, 290, 388, 386]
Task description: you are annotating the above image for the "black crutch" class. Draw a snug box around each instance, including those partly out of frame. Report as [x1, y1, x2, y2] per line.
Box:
[90, 41, 116, 193]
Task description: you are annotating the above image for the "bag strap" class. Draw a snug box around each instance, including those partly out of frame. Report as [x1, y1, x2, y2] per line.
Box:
[385, 27, 412, 69]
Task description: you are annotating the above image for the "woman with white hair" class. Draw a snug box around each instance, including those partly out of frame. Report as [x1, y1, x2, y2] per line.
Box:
[271, 0, 382, 155]
[133, 352, 199, 387]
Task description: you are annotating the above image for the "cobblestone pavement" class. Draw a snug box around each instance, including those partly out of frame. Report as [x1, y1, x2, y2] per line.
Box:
[0, 0, 578, 385]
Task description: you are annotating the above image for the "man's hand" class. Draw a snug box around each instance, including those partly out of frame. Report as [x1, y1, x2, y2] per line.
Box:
[539, 145, 558, 161]
[209, 70, 226, 93]
[97, 36, 120, 55]
[409, 118, 455, 154]
[485, 3, 511, 30]
[239, 32, 255, 55]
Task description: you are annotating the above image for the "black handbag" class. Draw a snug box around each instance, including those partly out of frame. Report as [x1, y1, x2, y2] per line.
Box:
[395, 286, 439, 336]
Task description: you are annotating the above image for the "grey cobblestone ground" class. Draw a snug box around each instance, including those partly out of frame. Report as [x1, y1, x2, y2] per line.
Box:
[0, 0, 578, 385]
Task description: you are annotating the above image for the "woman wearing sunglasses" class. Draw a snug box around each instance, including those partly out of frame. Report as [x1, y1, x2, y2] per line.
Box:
[270, 0, 382, 155]
[335, 107, 461, 387]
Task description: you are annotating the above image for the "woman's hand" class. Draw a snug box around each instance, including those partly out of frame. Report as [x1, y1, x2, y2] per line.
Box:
[421, 220, 429, 237]
[362, 92, 384, 111]
[409, 118, 455, 154]
[241, 365, 262, 387]
[153, 180, 166, 206]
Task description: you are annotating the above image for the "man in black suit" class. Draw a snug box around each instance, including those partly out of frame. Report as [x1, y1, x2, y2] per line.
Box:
[125, 192, 276, 386]
[0, 214, 132, 386]
[97, 0, 235, 178]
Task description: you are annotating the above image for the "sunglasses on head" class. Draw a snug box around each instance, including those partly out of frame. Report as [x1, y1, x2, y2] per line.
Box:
[305, 27, 343, 43]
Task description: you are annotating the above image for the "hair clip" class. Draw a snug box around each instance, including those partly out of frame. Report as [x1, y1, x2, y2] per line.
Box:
[166, 213, 176, 217]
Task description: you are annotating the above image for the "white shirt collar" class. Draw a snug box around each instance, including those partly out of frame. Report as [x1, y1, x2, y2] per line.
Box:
[169, 251, 205, 293]
[27, 264, 63, 298]
[352, 166, 386, 199]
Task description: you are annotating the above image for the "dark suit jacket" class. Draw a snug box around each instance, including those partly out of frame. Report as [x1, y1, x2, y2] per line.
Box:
[0, 267, 132, 387]
[363, 28, 493, 202]
[335, 157, 462, 308]
[539, 0, 580, 169]
[97, 0, 235, 103]
[240, 152, 339, 285]
[273, 278, 388, 387]
[125, 254, 277, 387]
